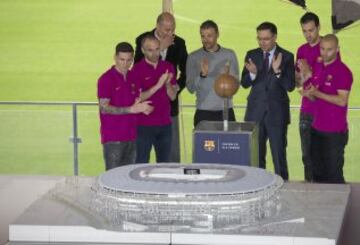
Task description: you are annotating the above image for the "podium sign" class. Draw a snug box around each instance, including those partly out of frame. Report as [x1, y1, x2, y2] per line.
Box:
[193, 121, 258, 167]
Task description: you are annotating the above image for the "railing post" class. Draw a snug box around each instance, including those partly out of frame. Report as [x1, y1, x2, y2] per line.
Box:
[70, 103, 82, 175]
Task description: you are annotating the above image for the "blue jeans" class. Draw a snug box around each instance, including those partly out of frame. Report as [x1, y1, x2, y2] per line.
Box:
[136, 124, 172, 163]
[299, 112, 313, 181]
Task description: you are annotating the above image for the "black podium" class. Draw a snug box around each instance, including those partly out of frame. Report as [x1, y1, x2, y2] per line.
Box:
[193, 121, 259, 167]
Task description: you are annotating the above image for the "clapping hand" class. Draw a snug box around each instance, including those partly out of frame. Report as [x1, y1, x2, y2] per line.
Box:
[200, 58, 209, 77]
[297, 59, 312, 82]
[159, 33, 175, 51]
[130, 98, 154, 115]
[157, 69, 173, 89]
[272, 52, 282, 73]
[245, 58, 257, 75]
[304, 83, 318, 101]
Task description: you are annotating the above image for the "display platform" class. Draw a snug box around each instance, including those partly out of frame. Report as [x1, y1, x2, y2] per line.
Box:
[193, 121, 259, 166]
[7, 165, 351, 245]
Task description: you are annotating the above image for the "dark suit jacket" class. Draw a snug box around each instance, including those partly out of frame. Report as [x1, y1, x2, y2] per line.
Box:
[241, 45, 295, 125]
[134, 29, 188, 117]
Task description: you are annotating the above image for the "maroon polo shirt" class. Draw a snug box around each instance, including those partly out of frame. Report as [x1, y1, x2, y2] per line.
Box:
[296, 42, 321, 115]
[97, 66, 139, 143]
[132, 58, 176, 126]
[310, 57, 353, 133]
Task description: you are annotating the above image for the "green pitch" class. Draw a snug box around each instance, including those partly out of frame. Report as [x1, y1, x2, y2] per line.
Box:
[0, 0, 359, 181]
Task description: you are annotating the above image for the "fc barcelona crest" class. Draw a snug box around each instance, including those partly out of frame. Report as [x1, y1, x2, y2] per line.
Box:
[204, 140, 216, 151]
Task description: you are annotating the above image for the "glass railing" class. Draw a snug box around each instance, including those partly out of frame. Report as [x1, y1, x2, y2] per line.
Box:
[0, 101, 359, 182]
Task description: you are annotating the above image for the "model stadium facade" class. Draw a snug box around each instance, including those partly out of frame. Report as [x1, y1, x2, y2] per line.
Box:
[90, 163, 283, 231]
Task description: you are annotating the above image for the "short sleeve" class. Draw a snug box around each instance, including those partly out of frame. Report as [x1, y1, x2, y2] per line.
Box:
[97, 73, 112, 99]
[336, 65, 353, 91]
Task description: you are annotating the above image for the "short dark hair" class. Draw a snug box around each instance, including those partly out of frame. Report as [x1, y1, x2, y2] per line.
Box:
[300, 12, 320, 27]
[140, 34, 159, 48]
[256, 22, 277, 35]
[115, 42, 134, 55]
[200, 20, 219, 34]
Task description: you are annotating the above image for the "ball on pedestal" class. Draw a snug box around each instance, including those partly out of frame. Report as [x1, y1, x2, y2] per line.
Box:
[214, 74, 239, 98]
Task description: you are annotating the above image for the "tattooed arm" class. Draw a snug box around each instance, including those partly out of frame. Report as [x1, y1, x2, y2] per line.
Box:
[99, 98, 153, 115]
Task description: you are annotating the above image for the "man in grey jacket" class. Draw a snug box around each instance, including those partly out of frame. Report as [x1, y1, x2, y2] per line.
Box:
[186, 20, 239, 127]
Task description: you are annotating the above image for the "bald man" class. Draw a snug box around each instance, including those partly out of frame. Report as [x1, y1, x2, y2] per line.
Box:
[135, 12, 188, 163]
[306, 34, 353, 183]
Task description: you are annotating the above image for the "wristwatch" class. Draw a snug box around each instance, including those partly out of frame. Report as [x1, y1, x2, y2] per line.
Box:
[200, 72, 207, 78]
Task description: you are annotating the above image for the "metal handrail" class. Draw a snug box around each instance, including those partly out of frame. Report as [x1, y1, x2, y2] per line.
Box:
[1, 101, 360, 175]
[0, 101, 97, 175]
[2, 101, 360, 109]
[0, 101, 97, 106]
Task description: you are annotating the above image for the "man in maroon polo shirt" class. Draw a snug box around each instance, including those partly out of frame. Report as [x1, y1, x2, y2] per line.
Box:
[295, 12, 322, 181]
[296, 13, 342, 182]
[132, 34, 178, 163]
[134, 12, 188, 163]
[97, 42, 153, 170]
[307, 34, 353, 183]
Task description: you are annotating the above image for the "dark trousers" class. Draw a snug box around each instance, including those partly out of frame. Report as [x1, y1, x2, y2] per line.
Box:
[136, 124, 172, 163]
[103, 141, 136, 170]
[299, 112, 313, 181]
[169, 116, 180, 162]
[258, 119, 289, 180]
[194, 108, 236, 127]
[311, 129, 348, 184]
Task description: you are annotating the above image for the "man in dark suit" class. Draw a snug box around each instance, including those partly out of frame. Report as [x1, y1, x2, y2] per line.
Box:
[241, 22, 295, 180]
[134, 12, 188, 163]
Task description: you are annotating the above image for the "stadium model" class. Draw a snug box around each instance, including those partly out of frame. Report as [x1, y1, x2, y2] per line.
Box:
[9, 164, 350, 244]
[91, 163, 284, 231]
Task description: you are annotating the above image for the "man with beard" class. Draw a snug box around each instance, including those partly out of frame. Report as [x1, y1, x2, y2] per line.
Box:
[132, 35, 178, 163]
[307, 34, 353, 183]
[296, 12, 322, 181]
[186, 20, 239, 127]
[97, 42, 153, 170]
[135, 12, 187, 162]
